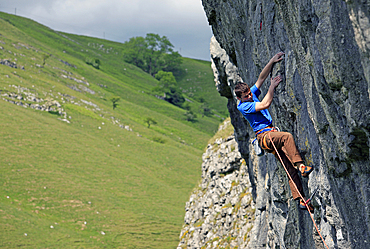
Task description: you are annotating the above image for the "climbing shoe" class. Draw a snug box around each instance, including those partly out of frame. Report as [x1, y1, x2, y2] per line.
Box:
[299, 199, 314, 213]
[299, 164, 313, 177]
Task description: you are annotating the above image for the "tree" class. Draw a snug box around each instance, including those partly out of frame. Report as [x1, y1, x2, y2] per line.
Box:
[155, 70, 177, 89]
[162, 51, 182, 74]
[42, 54, 51, 67]
[123, 33, 182, 76]
[201, 103, 213, 117]
[184, 109, 197, 122]
[121, 36, 146, 69]
[110, 96, 120, 110]
[144, 117, 157, 128]
[154, 71, 185, 107]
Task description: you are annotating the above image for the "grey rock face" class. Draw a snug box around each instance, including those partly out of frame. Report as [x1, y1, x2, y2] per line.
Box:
[179, 0, 370, 248]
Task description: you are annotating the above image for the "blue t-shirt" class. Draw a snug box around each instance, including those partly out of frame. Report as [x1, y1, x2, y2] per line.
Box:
[237, 84, 272, 132]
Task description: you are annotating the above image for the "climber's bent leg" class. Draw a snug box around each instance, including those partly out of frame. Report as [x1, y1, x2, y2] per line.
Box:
[276, 149, 305, 200]
[256, 131, 306, 199]
[264, 131, 303, 165]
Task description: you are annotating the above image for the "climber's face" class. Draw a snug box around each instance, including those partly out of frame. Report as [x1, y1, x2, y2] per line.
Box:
[241, 90, 253, 102]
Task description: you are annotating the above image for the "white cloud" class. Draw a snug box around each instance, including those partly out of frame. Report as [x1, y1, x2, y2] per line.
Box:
[1, 0, 212, 60]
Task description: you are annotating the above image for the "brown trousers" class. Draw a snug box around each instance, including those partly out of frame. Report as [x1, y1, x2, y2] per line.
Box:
[257, 131, 304, 200]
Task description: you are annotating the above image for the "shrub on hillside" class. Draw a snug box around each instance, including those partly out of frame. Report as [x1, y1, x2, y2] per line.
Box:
[85, 57, 101, 69]
[110, 96, 120, 110]
[154, 71, 185, 107]
[152, 136, 166, 144]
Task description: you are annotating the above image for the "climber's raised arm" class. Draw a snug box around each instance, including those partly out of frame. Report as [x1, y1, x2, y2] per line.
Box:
[255, 52, 284, 89]
[255, 75, 282, 111]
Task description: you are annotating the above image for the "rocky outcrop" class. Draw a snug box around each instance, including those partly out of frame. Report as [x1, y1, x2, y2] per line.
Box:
[0, 59, 25, 70]
[1, 86, 65, 114]
[179, 1, 370, 248]
[178, 121, 256, 248]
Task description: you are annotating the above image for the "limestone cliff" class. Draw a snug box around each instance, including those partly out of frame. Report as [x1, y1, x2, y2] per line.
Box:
[178, 120, 255, 248]
[179, 0, 370, 248]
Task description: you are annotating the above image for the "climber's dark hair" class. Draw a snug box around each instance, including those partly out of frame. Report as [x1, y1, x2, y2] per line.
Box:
[234, 82, 250, 98]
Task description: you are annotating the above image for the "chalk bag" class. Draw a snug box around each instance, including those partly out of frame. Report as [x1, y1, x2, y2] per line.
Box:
[252, 138, 264, 157]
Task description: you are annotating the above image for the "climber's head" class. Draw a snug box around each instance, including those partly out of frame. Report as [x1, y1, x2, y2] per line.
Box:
[235, 82, 253, 102]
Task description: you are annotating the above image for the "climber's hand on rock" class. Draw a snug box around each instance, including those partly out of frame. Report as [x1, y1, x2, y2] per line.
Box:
[271, 75, 282, 88]
[271, 52, 285, 63]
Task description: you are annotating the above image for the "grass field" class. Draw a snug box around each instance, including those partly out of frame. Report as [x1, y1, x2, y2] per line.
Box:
[1, 99, 202, 248]
[0, 12, 228, 248]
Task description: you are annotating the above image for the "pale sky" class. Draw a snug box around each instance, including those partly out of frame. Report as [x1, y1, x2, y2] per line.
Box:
[1, 0, 213, 61]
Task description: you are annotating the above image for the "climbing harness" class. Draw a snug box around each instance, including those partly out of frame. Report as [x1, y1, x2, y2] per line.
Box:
[252, 126, 277, 156]
[255, 126, 276, 136]
[254, 126, 280, 154]
[261, 128, 276, 151]
[267, 132, 330, 249]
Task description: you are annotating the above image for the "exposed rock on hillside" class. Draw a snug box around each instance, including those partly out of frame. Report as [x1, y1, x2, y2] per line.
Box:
[180, 0, 370, 248]
[0, 59, 24, 70]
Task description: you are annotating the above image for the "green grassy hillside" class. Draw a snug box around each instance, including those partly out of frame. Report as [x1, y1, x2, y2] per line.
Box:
[177, 58, 228, 117]
[0, 12, 227, 248]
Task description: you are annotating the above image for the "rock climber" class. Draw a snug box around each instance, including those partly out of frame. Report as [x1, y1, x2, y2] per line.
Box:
[234, 52, 314, 212]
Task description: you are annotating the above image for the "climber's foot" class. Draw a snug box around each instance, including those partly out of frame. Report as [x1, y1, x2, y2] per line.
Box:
[299, 164, 313, 177]
[299, 199, 314, 213]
